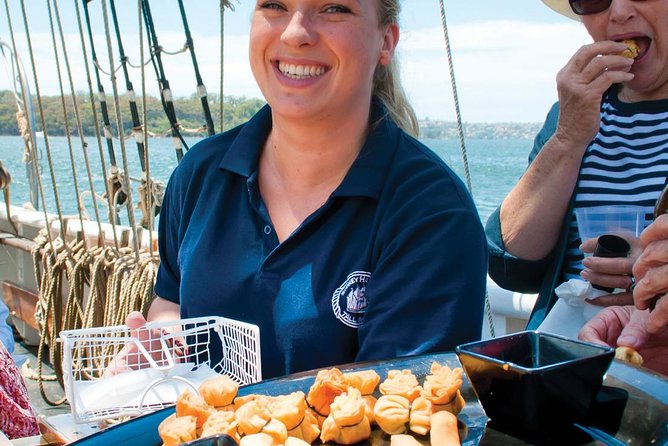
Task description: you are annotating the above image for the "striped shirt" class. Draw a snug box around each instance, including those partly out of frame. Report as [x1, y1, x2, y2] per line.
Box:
[562, 87, 668, 281]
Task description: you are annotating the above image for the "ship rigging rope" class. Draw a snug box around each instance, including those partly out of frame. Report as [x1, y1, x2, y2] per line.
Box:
[438, 0, 495, 337]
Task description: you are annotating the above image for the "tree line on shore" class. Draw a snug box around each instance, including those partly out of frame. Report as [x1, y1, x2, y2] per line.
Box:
[0, 90, 541, 140]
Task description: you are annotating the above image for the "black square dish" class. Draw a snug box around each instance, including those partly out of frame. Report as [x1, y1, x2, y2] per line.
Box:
[456, 330, 615, 433]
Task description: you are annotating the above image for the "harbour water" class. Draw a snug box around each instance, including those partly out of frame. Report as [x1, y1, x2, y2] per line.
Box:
[0, 135, 531, 227]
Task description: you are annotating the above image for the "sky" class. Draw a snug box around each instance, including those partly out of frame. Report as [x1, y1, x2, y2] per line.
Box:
[0, 1, 592, 123]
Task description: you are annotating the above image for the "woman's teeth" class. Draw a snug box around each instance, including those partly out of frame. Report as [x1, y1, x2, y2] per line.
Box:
[278, 62, 325, 79]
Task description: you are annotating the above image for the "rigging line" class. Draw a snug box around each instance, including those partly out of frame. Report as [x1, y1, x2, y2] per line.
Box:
[438, 0, 495, 338]
[45, 0, 89, 244]
[101, 0, 141, 262]
[219, 2, 225, 132]
[74, 0, 121, 251]
[82, 0, 119, 169]
[141, 0, 188, 161]
[109, 0, 148, 172]
[177, 0, 215, 136]
[0, 38, 40, 210]
[16, 0, 70, 258]
[51, 0, 108, 246]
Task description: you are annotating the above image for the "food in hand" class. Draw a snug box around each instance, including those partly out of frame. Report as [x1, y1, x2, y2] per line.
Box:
[617, 39, 640, 58]
[615, 346, 644, 365]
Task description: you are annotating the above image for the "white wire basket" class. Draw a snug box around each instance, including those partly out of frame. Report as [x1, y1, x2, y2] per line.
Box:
[59, 316, 262, 424]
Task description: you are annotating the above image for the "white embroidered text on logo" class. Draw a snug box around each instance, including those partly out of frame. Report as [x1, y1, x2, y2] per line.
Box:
[332, 271, 370, 328]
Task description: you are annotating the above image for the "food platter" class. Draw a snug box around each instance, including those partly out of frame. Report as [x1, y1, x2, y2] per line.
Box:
[69, 352, 668, 445]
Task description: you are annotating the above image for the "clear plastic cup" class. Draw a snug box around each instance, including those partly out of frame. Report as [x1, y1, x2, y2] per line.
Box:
[574, 205, 645, 242]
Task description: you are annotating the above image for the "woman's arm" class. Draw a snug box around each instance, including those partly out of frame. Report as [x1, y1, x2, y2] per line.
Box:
[500, 41, 634, 260]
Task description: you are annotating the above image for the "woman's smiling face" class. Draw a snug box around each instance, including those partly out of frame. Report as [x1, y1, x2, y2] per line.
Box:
[249, 0, 397, 122]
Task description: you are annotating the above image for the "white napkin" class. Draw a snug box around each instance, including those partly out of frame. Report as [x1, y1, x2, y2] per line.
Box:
[537, 279, 608, 338]
[73, 363, 222, 415]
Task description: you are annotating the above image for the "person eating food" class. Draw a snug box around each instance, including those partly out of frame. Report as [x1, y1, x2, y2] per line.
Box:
[486, 0, 668, 330]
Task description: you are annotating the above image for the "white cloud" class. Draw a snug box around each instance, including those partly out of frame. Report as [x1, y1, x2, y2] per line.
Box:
[399, 20, 590, 121]
[1, 20, 589, 123]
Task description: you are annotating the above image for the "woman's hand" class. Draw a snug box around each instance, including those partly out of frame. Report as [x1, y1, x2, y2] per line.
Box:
[579, 234, 640, 306]
[632, 214, 668, 332]
[553, 41, 634, 149]
[579, 306, 668, 375]
[102, 311, 185, 378]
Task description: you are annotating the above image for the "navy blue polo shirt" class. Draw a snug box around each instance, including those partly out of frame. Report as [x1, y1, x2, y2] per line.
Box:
[155, 102, 487, 379]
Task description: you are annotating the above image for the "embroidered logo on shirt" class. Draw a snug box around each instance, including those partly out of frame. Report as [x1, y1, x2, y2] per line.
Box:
[332, 271, 370, 328]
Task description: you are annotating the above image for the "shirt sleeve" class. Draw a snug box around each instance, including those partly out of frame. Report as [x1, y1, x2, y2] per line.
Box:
[154, 173, 183, 304]
[485, 102, 560, 293]
[355, 167, 488, 360]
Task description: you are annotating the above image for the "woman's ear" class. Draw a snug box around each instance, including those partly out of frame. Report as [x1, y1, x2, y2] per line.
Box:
[379, 23, 399, 66]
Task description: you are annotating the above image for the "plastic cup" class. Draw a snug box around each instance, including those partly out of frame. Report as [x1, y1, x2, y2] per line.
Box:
[574, 205, 645, 242]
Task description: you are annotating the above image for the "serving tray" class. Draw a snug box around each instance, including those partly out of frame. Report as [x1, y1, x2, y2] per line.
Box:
[69, 352, 668, 445]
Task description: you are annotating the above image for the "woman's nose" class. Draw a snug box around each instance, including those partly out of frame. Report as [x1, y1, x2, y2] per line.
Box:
[281, 12, 315, 47]
[609, 0, 636, 24]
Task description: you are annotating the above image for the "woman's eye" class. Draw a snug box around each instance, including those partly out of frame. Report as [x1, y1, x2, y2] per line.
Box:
[259, 1, 285, 11]
[324, 4, 351, 14]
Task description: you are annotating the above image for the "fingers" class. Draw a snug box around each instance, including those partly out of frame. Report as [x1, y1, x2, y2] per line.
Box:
[639, 214, 668, 248]
[581, 256, 635, 291]
[616, 309, 651, 349]
[647, 296, 668, 334]
[126, 311, 147, 329]
[578, 306, 632, 345]
[632, 265, 668, 310]
[587, 291, 633, 307]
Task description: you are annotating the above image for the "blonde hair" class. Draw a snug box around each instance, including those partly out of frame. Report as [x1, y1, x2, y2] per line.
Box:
[374, 0, 419, 137]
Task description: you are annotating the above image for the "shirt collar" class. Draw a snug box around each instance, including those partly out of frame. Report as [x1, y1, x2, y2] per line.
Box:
[218, 99, 401, 201]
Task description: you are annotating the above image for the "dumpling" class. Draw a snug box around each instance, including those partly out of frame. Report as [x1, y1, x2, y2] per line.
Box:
[379, 370, 422, 402]
[390, 434, 423, 446]
[158, 413, 197, 446]
[343, 369, 380, 395]
[421, 362, 465, 415]
[259, 418, 288, 445]
[408, 397, 432, 436]
[175, 390, 214, 428]
[373, 394, 410, 435]
[306, 368, 349, 417]
[320, 388, 371, 445]
[268, 391, 307, 430]
[199, 375, 239, 408]
[285, 437, 311, 446]
[239, 432, 276, 446]
[287, 407, 320, 444]
[234, 394, 271, 412]
[235, 399, 272, 436]
[200, 410, 240, 442]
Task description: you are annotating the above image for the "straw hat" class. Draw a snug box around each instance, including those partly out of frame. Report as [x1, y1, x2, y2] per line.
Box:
[541, 0, 580, 21]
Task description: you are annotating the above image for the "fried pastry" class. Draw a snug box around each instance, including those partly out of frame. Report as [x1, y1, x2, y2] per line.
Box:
[158, 413, 197, 446]
[175, 390, 214, 428]
[615, 346, 644, 366]
[421, 362, 465, 414]
[618, 39, 640, 58]
[390, 434, 423, 446]
[343, 369, 381, 395]
[408, 397, 432, 436]
[288, 407, 321, 444]
[306, 368, 349, 417]
[235, 399, 272, 436]
[379, 370, 422, 402]
[199, 375, 239, 409]
[239, 432, 275, 446]
[320, 387, 371, 445]
[200, 410, 240, 442]
[430, 410, 460, 446]
[268, 391, 307, 430]
[373, 394, 410, 435]
[285, 437, 312, 446]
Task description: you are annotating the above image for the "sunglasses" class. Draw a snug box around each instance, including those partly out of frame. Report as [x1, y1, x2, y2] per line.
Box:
[569, 0, 645, 16]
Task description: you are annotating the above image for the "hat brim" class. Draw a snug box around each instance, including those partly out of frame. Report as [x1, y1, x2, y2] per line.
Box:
[541, 0, 581, 21]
